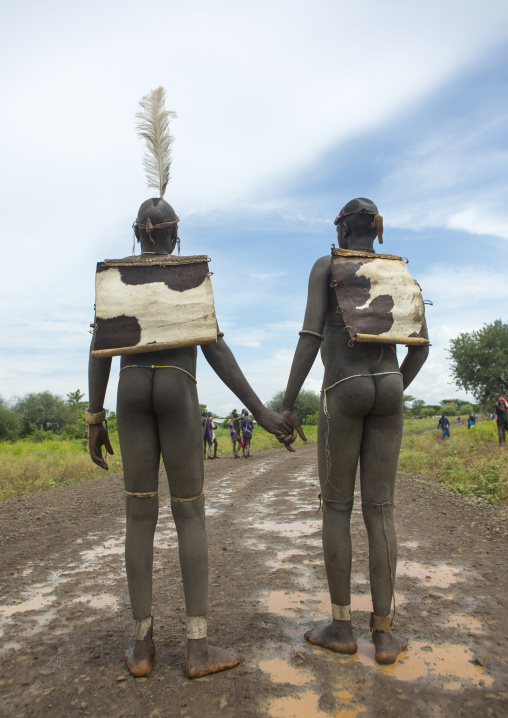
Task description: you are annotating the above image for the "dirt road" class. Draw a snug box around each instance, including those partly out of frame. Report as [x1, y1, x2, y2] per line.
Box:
[1, 445, 507, 717]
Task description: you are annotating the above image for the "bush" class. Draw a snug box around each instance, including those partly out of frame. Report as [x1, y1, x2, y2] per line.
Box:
[0, 402, 21, 440]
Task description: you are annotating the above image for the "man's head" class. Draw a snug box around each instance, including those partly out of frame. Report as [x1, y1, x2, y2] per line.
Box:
[334, 198, 383, 249]
[134, 198, 179, 254]
[232, 409, 238, 417]
[242, 409, 248, 416]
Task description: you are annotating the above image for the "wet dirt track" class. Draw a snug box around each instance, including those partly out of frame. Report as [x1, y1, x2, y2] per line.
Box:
[0, 444, 507, 717]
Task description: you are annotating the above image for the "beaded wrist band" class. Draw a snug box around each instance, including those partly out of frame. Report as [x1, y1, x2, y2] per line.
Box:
[84, 409, 106, 425]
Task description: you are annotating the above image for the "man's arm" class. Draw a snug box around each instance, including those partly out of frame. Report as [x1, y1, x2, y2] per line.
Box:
[280, 256, 329, 425]
[201, 339, 292, 439]
[399, 345, 429, 390]
[88, 343, 114, 470]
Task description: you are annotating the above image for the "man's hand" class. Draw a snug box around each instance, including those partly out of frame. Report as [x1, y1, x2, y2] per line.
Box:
[89, 423, 114, 470]
[276, 409, 308, 452]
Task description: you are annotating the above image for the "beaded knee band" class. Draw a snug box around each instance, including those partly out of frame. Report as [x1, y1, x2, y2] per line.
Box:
[171, 490, 204, 503]
[125, 491, 158, 498]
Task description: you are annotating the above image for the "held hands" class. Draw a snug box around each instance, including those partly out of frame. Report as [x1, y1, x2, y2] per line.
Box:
[280, 409, 307, 451]
[254, 407, 307, 453]
[89, 423, 114, 470]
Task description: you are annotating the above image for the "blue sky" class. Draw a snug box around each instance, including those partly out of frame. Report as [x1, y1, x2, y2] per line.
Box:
[1, 0, 508, 415]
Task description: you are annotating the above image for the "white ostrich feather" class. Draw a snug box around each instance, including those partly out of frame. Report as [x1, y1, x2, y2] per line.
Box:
[136, 86, 176, 198]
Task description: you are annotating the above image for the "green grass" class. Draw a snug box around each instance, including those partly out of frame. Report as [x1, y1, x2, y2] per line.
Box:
[213, 425, 317, 456]
[3, 419, 504, 503]
[0, 426, 316, 501]
[399, 421, 508, 501]
[402, 417, 439, 434]
[0, 434, 123, 501]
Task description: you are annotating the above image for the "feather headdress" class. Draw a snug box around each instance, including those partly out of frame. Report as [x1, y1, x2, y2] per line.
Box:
[136, 87, 176, 199]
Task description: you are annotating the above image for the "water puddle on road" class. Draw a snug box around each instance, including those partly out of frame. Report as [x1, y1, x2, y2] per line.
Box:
[265, 691, 326, 717]
[254, 519, 321, 538]
[397, 560, 461, 588]
[259, 658, 314, 685]
[263, 589, 407, 617]
[265, 691, 362, 718]
[440, 613, 485, 634]
[356, 640, 493, 687]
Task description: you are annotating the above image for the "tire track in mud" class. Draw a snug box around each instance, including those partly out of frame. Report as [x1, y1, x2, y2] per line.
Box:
[0, 446, 507, 717]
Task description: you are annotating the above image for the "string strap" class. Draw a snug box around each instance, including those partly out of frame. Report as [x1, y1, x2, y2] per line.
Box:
[120, 365, 197, 383]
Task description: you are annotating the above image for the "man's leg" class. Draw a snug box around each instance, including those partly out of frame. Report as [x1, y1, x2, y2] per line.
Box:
[360, 383, 406, 665]
[117, 369, 160, 677]
[154, 371, 243, 678]
[305, 386, 367, 654]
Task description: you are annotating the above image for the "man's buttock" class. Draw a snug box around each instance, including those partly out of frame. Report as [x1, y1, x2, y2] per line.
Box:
[323, 372, 403, 419]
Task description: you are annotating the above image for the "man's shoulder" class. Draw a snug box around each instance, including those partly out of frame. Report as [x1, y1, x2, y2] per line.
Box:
[310, 255, 332, 278]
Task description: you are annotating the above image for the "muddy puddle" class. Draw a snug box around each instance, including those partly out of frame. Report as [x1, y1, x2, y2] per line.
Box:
[397, 560, 461, 588]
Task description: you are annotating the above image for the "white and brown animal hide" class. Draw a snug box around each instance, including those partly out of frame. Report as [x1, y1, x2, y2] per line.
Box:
[91, 256, 217, 358]
[330, 249, 429, 345]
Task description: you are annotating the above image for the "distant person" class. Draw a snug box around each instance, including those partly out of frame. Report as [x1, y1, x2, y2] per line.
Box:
[467, 414, 475, 429]
[493, 392, 508, 445]
[241, 409, 254, 458]
[437, 414, 450, 439]
[229, 409, 242, 458]
[457, 416, 461, 424]
[202, 411, 218, 460]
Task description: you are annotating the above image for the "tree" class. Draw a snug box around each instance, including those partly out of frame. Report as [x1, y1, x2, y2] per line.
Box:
[410, 399, 426, 416]
[0, 397, 21, 440]
[402, 394, 415, 416]
[266, 389, 320, 424]
[449, 320, 508, 403]
[13, 391, 70, 432]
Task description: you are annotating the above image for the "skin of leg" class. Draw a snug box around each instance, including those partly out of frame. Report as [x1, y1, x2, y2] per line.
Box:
[305, 381, 373, 653]
[154, 371, 243, 678]
[360, 374, 407, 664]
[117, 369, 160, 676]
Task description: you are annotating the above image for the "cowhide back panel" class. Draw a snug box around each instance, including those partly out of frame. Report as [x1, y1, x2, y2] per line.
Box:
[91, 257, 217, 357]
[330, 255, 429, 345]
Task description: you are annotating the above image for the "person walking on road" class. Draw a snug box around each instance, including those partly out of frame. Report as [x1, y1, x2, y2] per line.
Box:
[438, 414, 450, 439]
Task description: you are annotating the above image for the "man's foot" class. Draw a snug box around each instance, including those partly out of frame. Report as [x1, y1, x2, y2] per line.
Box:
[372, 631, 408, 664]
[207, 456, 214, 460]
[124, 638, 155, 677]
[185, 638, 244, 678]
[304, 620, 357, 654]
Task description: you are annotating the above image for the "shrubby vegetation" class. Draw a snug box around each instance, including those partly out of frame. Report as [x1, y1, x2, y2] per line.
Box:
[399, 421, 507, 501]
[449, 319, 508, 403]
[266, 389, 320, 424]
[403, 394, 480, 418]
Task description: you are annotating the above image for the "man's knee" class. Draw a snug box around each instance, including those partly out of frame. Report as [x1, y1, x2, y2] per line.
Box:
[322, 496, 354, 516]
[125, 494, 158, 523]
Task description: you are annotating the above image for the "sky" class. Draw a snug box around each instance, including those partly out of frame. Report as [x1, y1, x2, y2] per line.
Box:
[2, 0, 508, 416]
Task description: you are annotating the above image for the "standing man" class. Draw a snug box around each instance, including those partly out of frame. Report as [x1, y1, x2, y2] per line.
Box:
[241, 409, 254, 458]
[438, 414, 450, 439]
[229, 409, 242, 458]
[87, 87, 293, 680]
[279, 198, 429, 665]
[494, 392, 508, 444]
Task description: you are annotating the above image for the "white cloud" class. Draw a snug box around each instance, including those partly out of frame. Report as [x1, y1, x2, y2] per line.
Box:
[406, 265, 507, 404]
